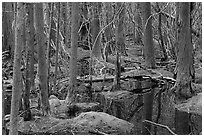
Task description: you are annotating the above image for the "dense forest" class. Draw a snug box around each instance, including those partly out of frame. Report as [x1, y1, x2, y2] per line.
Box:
[2, 2, 202, 135]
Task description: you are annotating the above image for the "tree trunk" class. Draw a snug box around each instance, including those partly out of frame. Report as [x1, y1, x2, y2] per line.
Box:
[173, 2, 194, 100]
[34, 3, 50, 116]
[2, 2, 15, 58]
[141, 2, 155, 68]
[65, 2, 80, 104]
[116, 2, 126, 55]
[91, 2, 102, 59]
[61, 2, 68, 44]
[135, 3, 143, 45]
[9, 2, 24, 135]
[141, 2, 156, 135]
[66, 3, 72, 47]
[173, 3, 193, 134]
[23, 3, 34, 121]
[47, 3, 54, 94]
[104, 2, 113, 58]
[156, 3, 168, 61]
[114, 2, 125, 90]
[104, 2, 113, 42]
[53, 2, 61, 93]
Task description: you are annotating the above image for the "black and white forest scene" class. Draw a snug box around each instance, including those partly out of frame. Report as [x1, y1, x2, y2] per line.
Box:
[1, 2, 202, 135]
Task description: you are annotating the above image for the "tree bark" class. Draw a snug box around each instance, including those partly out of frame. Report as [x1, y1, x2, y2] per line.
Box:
[91, 2, 102, 59]
[156, 3, 168, 61]
[172, 3, 193, 135]
[141, 2, 155, 68]
[141, 2, 156, 135]
[9, 2, 24, 135]
[173, 2, 194, 100]
[114, 2, 125, 90]
[34, 3, 50, 116]
[53, 3, 61, 93]
[65, 2, 80, 104]
[116, 2, 126, 55]
[23, 3, 34, 121]
[66, 3, 72, 47]
[2, 2, 15, 58]
[47, 3, 54, 94]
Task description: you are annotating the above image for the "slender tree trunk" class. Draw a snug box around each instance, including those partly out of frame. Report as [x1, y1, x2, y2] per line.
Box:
[47, 3, 54, 94]
[156, 3, 168, 61]
[64, 2, 69, 47]
[65, 2, 80, 104]
[141, 2, 155, 68]
[23, 3, 34, 121]
[141, 2, 156, 135]
[114, 2, 125, 90]
[66, 3, 72, 48]
[116, 2, 126, 55]
[103, 2, 114, 59]
[34, 3, 50, 116]
[91, 2, 102, 59]
[9, 2, 24, 135]
[104, 2, 113, 42]
[53, 3, 61, 93]
[61, 2, 67, 40]
[135, 3, 143, 45]
[2, 2, 15, 58]
[190, 2, 195, 82]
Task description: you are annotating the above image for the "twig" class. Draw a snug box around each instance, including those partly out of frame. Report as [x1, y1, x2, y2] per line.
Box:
[89, 129, 108, 135]
[154, 85, 164, 134]
[143, 120, 176, 135]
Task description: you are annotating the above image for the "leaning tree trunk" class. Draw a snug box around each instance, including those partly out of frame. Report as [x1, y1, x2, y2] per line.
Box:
[141, 2, 156, 135]
[34, 3, 50, 116]
[65, 2, 80, 104]
[9, 2, 24, 135]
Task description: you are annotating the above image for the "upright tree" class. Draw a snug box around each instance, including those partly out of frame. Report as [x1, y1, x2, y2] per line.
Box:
[141, 2, 156, 135]
[22, 3, 34, 121]
[47, 3, 54, 93]
[141, 2, 155, 68]
[104, 2, 114, 59]
[173, 2, 194, 100]
[65, 3, 80, 104]
[155, 3, 168, 61]
[91, 2, 102, 59]
[9, 2, 24, 135]
[2, 2, 15, 57]
[114, 2, 125, 89]
[34, 3, 50, 115]
[173, 3, 193, 134]
[116, 2, 126, 55]
[53, 3, 61, 93]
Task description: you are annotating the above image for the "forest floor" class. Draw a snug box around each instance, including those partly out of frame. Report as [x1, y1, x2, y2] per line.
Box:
[2, 37, 202, 135]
